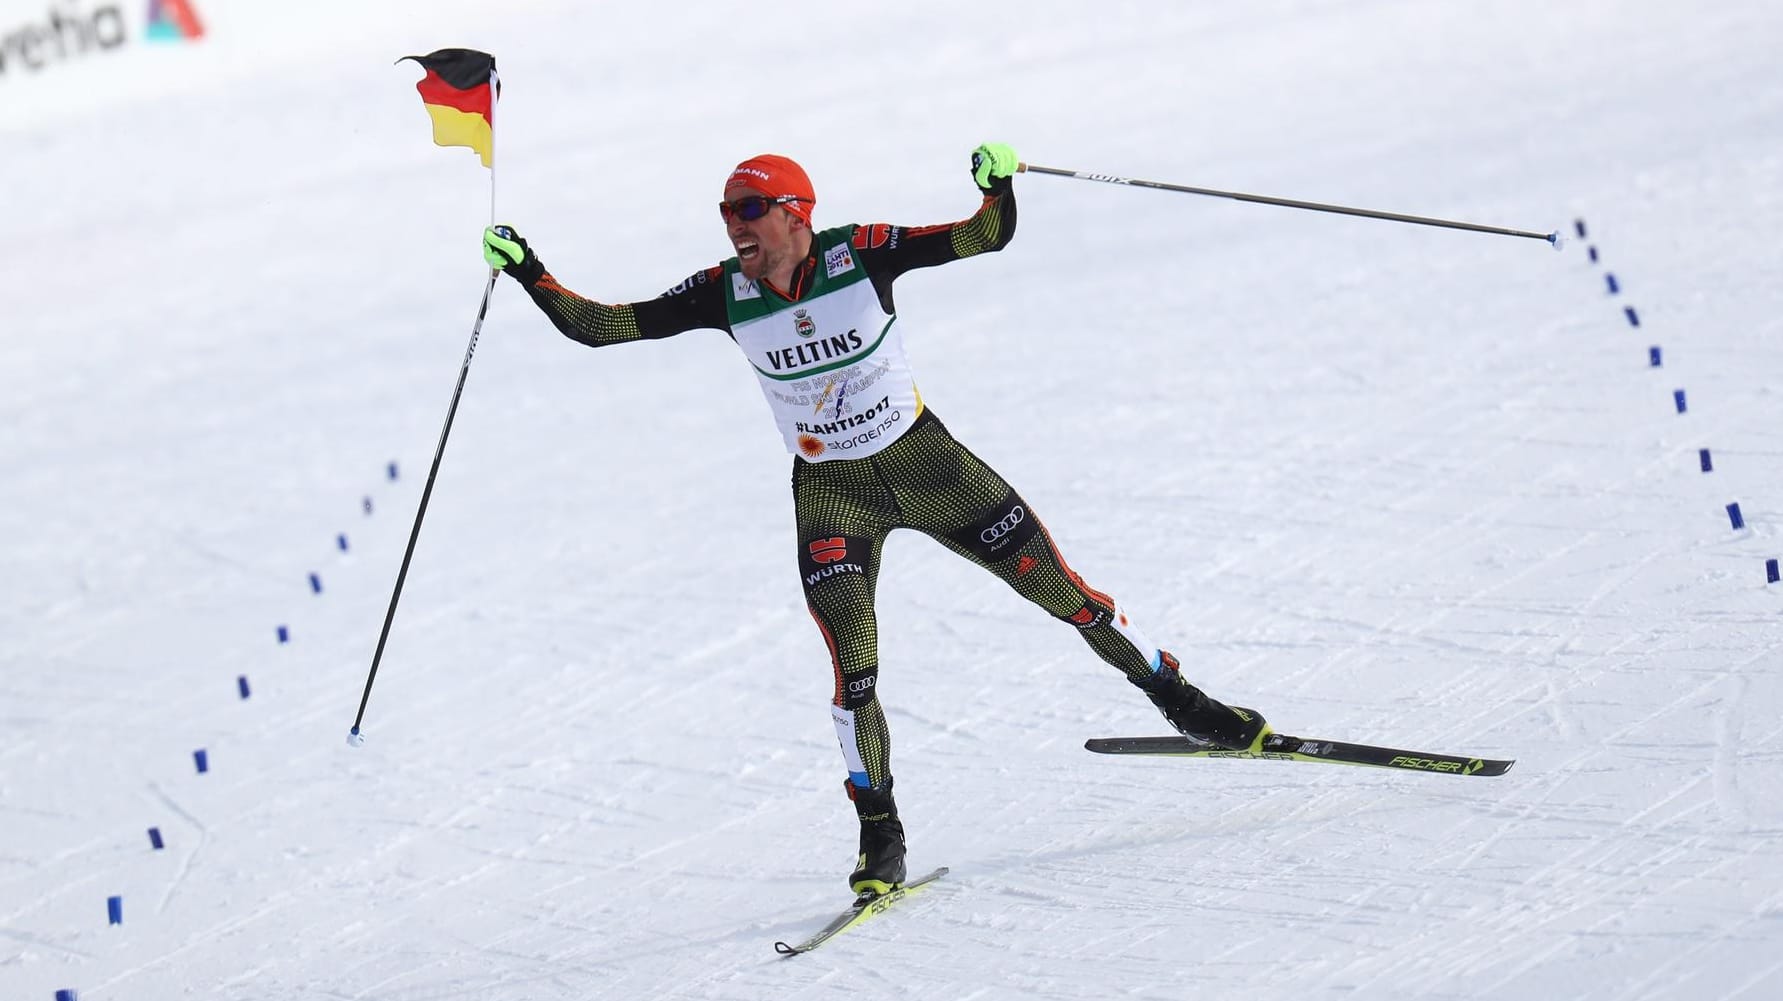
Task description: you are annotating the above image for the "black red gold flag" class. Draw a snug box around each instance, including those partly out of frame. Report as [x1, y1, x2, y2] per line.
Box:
[398, 49, 499, 167]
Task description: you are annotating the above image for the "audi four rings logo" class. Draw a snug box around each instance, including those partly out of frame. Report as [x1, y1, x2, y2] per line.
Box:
[981, 505, 1026, 543]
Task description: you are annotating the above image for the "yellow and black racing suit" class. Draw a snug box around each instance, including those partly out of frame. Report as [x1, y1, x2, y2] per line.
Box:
[505, 181, 1168, 791]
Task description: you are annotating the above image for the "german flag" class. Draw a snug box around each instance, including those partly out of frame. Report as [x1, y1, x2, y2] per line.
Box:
[399, 49, 499, 168]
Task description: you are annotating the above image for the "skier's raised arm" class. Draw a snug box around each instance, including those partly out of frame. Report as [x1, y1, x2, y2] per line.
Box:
[845, 143, 1019, 310]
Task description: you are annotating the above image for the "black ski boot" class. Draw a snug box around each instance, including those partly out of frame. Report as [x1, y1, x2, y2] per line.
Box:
[846, 779, 907, 897]
[1137, 651, 1269, 751]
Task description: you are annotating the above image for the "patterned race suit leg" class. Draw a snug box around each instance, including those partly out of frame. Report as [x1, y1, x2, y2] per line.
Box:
[795, 411, 1168, 795]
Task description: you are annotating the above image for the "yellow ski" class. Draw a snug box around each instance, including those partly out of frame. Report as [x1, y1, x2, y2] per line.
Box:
[774, 867, 949, 956]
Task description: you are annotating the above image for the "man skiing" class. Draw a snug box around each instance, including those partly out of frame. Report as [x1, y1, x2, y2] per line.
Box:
[480, 144, 1269, 898]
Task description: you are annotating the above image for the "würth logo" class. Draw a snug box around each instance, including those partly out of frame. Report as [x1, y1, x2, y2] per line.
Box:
[808, 538, 848, 565]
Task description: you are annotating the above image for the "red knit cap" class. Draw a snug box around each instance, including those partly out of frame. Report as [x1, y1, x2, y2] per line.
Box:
[724, 154, 815, 225]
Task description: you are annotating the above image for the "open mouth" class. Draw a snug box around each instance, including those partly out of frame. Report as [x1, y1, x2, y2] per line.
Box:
[737, 241, 760, 260]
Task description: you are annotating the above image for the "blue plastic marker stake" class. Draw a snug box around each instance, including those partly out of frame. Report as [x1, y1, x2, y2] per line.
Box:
[1574, 219, 1588, 238]
[1674, 390, 1688, 413]
[277, 625, 289, 644]
[1625, 306, 1641, 327]
[1769, 559, 1780, 584]
[1699, 449, 1713, 472]
[237, 675, 251, 699]
[1649, 346, 1662, 367]
[1588, 246, 1599, 263]
[148, 827, 164, 850]
[193, 749, 209, 774]
[387, 461, 399, 481]
[107, 896, 122, 925]
[337, 533, 350, 552]
[1728, 503, 1745, 530]
[363, 496, 374, 515]
[308, 572, 322, 594]
[1606, 273, 1620, 294]
[56, 990, 78, 1001]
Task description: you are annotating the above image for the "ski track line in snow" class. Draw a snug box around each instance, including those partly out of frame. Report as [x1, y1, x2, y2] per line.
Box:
[1451, 803, 1774, 998]
[1713, 670, 1754, 830]
[1206, 614, 1779, 995]
[1620, 868, 1783, 1001]
[1450, 640, 1773, 870]
[0, 926, 93, 963]
[1392, 670, 1781, 993]
[145, 779, 210, 916]
[1337, 778, 1773, 991]
[1720, 958, 1783, 1001]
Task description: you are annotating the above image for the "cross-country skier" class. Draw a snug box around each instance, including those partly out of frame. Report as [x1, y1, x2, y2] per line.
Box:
[480, 144, 1269, 897]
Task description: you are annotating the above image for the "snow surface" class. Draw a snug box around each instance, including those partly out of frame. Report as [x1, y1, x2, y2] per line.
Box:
[5, 1, 1783, 998]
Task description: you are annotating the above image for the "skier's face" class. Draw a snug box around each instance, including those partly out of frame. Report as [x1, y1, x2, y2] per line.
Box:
[724, 186, 807, 285]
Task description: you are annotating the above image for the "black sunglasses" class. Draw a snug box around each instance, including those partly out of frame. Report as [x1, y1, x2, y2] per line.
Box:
[719, 194, 803, 223]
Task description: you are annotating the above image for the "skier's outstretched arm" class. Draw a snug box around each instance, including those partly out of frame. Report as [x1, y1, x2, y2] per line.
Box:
[482, 227, 730, 346]
[848, 142, 1020, 298]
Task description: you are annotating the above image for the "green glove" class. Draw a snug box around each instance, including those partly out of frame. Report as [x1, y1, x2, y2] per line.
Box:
[482, 225, 529, 270]
[970, 142, 1018, 191]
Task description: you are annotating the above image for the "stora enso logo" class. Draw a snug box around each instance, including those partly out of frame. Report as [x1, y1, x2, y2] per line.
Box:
[0, 0, 203, 79]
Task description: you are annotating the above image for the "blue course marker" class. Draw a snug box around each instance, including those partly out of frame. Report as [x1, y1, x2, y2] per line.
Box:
[309, 572, 322, 594]
[1728, 503, 1745, 530]
[148, 827, 164, 850]
[363, 496, 374, 515]
[237, 675, 251, 699]
[193, 749, 209, 774]
[1649, 346, 1662, 367]
[1588, 245, 1599, 263]
[277, 625, 289, 644]
[1574, 219, 1588, 238]
[1625, 306, 1641, 327]
[57, 990, 78, 1001]
[1699, 449, 1713, 473]
[1769, 559, 1780, 584]
[107, 896, 122, 925]
[387, 461, 400, 481]
[337, 533, 350, 552]
[1673, 390, 1687, 413]
[1606, 273, 1620, 294]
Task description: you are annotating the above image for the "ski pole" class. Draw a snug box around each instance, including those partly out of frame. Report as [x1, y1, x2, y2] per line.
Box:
[347, 265, 499, 747]
[1018, 163, 1559, 247]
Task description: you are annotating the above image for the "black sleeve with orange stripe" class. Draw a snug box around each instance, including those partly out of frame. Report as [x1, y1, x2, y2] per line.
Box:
[848, 181, 1017, 309]
[515, 259, 731, 347]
